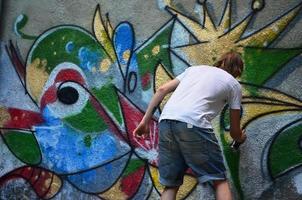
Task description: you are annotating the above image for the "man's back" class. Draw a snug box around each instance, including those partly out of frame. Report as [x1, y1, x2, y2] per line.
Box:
[159, 65, 241, 128]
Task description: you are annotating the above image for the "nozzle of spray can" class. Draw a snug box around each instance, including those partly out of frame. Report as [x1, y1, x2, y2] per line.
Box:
[230, 140, 242, 151]
[230, 129, 246, 151]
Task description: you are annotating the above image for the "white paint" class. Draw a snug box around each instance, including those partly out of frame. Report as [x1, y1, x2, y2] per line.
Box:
[194, 2, 205, 25]
[0, 42, 39, 111]
[156, 0, 172, 10]
[13, 14, 24, 37]
[293, 173, 302, 194]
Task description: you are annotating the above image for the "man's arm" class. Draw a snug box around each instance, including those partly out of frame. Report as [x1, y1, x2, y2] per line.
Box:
[134, 78, 180, 136]
[229, 109, 246, 143]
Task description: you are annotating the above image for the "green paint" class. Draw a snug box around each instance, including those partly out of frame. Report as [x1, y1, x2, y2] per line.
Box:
[15, 14, 37, 40]
[100, 29, 116, 61]
[92, 83, 123, 125]
[269, 123, 302, 177]
[64, 101, 108, 132]
[219, 128, 244, 199]
[136, 23, 174, 89]
[84, 135, 92, 147]
[123, 159, 145, 177]
[4, 131, 41, 165]
[223, 108, 231, 130]
[30, 27, 107, 73]
[242, 48, 302, 86]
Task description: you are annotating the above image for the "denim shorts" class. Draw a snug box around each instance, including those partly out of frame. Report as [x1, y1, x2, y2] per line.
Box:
[158, 119, 226, 187]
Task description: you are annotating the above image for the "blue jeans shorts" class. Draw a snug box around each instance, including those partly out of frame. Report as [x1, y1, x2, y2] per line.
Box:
[158, 119, 226, 187]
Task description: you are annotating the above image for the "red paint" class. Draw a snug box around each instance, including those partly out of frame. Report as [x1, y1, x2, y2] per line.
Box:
[0, 166, 60, 199]
[141, 73, 151, 89]
[55, 69, 85, 85]
[89, 96, 126, 141]
[4, 108, 44, 129]
[7, 41, 26, 83]
[40, 85, 57, 109]
[118, 92, 159, 164]
[40, 69, 85, 109]
[120, 166, 145, 197]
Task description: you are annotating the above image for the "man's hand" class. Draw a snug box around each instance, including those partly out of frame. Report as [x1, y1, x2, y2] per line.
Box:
[237, 129, 247, 144]
[133, 121, 150, 138]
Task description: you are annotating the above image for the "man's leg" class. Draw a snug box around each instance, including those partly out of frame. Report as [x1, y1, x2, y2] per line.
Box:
[213, 180, 232, 200]
[161, 186, 179, 200]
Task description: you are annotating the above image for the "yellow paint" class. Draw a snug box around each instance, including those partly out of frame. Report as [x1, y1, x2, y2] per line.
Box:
[239, 85, 302, 129]
[252, 0, 262, 10]
[123, 50, 131, 62]
[169, 3, 299, 66]
[242, 86, 302, 106]
[164, 0, 174, 8]
[105, 16, 114, 39]
[155, 63, 174, 110]
[44, 178, 52, 187]
[0, 107, 10, 127]
[99, 180, 128, 200]
[144, 54, 149, 59]
[149, 166, 197, 199]
[99, 58, 112, 72]
[169, 5, 249, 65]
[152, 45, 160, 56]
[238, 5, 301, 47]
[93, 6, 116, 61]
[218, 0, 231, 30]
[26, 58, 49, 101]
[45, 175, 62, 199]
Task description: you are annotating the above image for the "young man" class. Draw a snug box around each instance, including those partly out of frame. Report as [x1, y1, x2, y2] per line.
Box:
[134, 52, 246, 200]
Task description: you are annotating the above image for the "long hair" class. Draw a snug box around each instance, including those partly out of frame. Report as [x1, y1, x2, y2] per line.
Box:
[214, 51, 244, 77]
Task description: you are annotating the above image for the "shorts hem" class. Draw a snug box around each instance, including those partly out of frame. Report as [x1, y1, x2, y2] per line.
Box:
[198, 172, 227, 184]
[159, 177, 183, 187]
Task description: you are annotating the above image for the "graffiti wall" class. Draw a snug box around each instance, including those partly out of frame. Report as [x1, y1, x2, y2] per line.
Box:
[0, 0, 301, 199]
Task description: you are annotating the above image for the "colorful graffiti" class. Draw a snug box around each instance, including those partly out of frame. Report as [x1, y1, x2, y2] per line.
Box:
[0, 0, 302, 199]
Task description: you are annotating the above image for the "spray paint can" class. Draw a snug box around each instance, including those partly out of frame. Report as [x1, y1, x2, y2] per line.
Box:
[230, 140, 242, 151]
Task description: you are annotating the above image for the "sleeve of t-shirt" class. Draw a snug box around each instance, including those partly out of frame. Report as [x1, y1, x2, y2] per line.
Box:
[175, 68, 188, 81]
[228, 83, 242, 109]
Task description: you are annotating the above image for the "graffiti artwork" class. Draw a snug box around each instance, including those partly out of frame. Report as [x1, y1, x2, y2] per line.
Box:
[0, 0, 302, 199]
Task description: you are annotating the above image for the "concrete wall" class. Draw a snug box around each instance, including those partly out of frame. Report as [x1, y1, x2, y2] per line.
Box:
[0, 0, 302, 199]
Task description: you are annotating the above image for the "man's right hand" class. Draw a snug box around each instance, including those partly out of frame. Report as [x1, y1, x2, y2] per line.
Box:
[133, 121, 150, 138]
[237, 129, 247, 144]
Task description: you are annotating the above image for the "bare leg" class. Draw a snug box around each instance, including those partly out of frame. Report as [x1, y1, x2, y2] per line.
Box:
[213, 180, 232, 200]
[161, 186, 179, 200]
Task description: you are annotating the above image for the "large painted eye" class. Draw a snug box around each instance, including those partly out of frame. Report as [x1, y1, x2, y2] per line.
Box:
[57, 86, 79, 105]
[47, 81, 89, 118]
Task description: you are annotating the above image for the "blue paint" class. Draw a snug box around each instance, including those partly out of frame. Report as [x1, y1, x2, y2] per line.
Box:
[127, 53, 139, 92]
[42, 106, 62, 126]
[78, 47, 101, 71]
[67, 153, 130, 193]
[65, 41, 74, 53]
[113, 22, 134, 66]
[128, 53, 139, 72]
[34, 106, 131, 174]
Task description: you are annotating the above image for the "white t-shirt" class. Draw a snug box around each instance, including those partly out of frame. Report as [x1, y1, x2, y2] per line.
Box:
[159, 65, 242, 129]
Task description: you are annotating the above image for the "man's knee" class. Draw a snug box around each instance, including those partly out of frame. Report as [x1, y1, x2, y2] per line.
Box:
[163, 186, 180, 192]
[213, 179, 229, 189]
